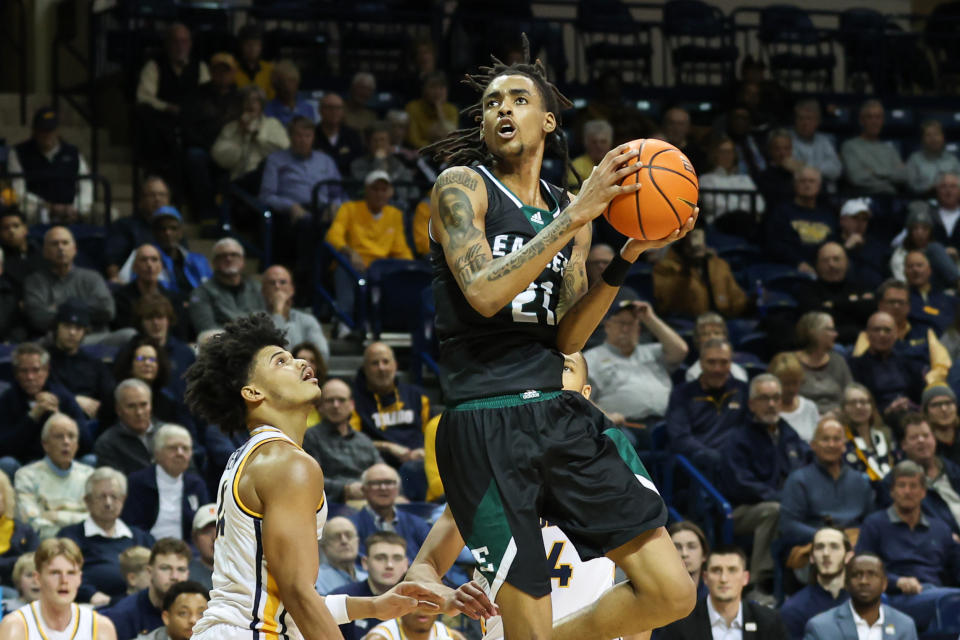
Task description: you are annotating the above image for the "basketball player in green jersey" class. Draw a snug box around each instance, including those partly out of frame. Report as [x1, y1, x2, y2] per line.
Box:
[425, 41, 698, 640]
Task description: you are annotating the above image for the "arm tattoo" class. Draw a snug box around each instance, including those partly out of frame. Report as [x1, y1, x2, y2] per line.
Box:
[438, 187, 483, 245]
[436, 171, 479, 191]
[437, 186, 489, 288]
[556, 251, 587, 319]
[453, 243, 491, 289]
[485, 211, 575, 281]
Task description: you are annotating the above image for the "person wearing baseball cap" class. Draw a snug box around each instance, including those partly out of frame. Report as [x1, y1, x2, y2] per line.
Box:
[7, 107, 92, 224]
[325, 169, 413, 336]
[836, 197, 887, 289]
[147, 206, 213, 295]
[584, 292, 689, 444]
[47, 298, 115, 419]
[189, 504, 218, 591]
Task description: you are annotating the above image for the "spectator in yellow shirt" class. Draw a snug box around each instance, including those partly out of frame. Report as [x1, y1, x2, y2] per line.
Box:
[234, 24, 275, 100]
[404, 72, 458, 149]
[325, 170, 414, 330]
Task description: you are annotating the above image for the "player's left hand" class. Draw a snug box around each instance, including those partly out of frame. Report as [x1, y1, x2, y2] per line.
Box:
[620, 206, 699, 262]
[445, 581, 499, 620]
[371, 582, 442, 620]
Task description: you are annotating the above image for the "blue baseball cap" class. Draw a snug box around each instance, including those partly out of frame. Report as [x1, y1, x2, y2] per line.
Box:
[152, 206, 182, 222]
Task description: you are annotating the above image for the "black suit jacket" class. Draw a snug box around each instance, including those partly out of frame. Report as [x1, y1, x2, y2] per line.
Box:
[657, 597, 789, 640]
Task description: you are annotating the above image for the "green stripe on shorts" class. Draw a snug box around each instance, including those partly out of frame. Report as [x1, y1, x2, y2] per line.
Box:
[466, 480, 515, 589]
[604, 427, 654, 483]
[450, 390, 562, 412]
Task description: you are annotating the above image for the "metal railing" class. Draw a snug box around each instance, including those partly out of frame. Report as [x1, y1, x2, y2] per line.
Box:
[0, 172, 113, 226]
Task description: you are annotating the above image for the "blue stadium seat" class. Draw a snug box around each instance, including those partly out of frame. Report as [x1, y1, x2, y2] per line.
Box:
[411, 287, 440, 384]
[366, 259, 433, 337]
[736, 332, 769, 359]
[727, 318, 759, 346]
[929, 591, 960, 634]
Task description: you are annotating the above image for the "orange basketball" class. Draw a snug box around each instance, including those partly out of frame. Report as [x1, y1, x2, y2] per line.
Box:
[604, 138, 699, 240]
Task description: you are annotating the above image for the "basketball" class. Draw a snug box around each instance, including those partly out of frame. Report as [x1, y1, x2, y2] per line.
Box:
[604, 138, 699, 240]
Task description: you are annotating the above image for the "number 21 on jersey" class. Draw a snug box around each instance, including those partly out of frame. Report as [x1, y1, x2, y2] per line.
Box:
[511, 281, 555, 325]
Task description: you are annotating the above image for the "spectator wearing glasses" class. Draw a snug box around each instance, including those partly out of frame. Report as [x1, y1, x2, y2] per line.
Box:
[314, 92, 364, 176]
[350, 464, 431, 563]
[720, 374, 812, 600]
[315, 517, 367, 595]
[838, 383, 897, 485]
[924, 385, 960, 466]
[188, 238, 266, 333]
[302, 378, 381, 503]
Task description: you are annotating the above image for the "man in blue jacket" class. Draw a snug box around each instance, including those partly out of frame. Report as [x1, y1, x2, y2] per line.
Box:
[721, 373, 812, 601]
[121, 424, 208, 541]
[804, 553, 917, 640]
[666, 338, 749, 479]
[351, 463, 430, 564]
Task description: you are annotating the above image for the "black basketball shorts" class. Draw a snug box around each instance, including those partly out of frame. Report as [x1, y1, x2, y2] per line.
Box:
[435, 389, 667, 600]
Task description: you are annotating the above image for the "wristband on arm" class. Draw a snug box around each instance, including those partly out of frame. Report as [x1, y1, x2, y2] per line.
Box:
[325, 594, 350, 624]
[601, 254, 631, 287]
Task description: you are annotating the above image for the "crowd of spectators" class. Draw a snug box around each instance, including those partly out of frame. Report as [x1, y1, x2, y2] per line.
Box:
[6, 13, 960, 640]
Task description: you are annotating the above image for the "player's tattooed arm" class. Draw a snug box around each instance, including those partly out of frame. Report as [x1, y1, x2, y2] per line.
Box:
[555, 225, 590, 320]
[432, 166, 588, 317]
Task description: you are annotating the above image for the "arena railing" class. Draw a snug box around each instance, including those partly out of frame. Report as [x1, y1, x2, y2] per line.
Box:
[0, 172, 114, 226]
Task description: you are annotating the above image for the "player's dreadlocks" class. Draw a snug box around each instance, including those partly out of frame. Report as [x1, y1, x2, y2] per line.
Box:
[422, 35, 581, 186]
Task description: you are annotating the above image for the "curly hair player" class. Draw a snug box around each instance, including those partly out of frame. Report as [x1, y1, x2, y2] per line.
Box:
[183, 314, 440, 640]
[424, 37, 698, 639]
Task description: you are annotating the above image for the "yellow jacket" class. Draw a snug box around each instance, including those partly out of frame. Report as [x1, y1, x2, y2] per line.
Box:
[236, 60, 275, 100]
[412, 200, 431, 257]
[325, 200, 413, 267]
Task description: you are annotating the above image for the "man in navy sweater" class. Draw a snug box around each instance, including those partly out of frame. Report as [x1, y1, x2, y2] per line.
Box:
[780, 527, 851, 640]
[779, 416, 874, 547]
[330, 531, 409, 640]
[666, 338, 749, 478]
[721, 373, 812, 601]
[101, 537, 191, 639]
[856, 459, 960, 631]
[58, 467, 154, 605]
[763, 166, 837, 273]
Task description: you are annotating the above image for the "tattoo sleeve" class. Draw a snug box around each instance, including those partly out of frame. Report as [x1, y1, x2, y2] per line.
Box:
[556, 247, 588, 319]
[485, 210, 575, 281]
[437, 185, 490, 289]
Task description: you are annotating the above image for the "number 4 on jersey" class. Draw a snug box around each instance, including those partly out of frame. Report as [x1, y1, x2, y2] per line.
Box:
[547, 541, 573, 587]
